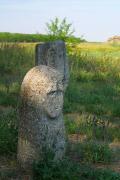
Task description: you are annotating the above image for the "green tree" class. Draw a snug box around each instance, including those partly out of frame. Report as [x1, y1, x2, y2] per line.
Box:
[46, 17, 75, 40]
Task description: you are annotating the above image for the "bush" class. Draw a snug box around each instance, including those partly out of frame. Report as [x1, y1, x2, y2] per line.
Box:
[46, 17, 74, 41]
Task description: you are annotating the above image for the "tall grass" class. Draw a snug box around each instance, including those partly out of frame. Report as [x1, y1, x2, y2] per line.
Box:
[0, 43, 35, 106]
[0, 42, 120, 178]
[0, 43, 35, 155]
[65, 43, 120, 117]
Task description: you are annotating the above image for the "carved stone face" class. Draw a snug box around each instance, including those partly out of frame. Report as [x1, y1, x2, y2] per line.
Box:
[45, 81, 63, 119]
[21, 65, 64, 119]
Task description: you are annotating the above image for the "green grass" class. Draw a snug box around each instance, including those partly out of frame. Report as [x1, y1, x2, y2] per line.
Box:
[33, 157, 120, 180]
[65, 112, 120, 142]
[66, 43, 120, 117]
[68, 141, 113, 163]
[0, 42, 120, 143]
[0, 42, 120, 117]
[0, 42, 120, 178]
[0, 32, 82, 43]
[0, 107, 18, 155]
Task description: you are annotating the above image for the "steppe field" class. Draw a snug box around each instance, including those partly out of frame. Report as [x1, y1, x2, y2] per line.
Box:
[0, 42, 120, 179]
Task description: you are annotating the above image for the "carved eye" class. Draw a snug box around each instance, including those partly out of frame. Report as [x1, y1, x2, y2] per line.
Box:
[47, 90, 63, 96]
[48, 91, 56, 96]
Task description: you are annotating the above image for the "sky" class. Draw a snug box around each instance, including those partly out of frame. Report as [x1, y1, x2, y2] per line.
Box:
[0, 0, 120, 42]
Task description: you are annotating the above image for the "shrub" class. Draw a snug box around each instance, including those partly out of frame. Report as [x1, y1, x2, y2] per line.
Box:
[46, 17, 75, 41]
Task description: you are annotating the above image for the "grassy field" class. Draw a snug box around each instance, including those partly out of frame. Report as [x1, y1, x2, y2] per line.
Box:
[0, 42, 120, 179]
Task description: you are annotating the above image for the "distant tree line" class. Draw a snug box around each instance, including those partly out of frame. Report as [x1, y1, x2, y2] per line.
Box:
[0, 32, 86, 43]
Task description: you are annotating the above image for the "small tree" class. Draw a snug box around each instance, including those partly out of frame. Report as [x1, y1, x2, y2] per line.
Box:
[46, 17, 74, 41]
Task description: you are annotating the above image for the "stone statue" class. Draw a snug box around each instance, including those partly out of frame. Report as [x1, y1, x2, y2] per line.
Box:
[35, 40, 69, 89]
[18, 65, 66, 169]
[18, 40, 69, 172]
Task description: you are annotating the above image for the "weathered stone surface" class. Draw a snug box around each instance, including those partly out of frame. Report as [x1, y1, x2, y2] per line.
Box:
[17, 65, 66, 169]
[35, 40, 69, 89]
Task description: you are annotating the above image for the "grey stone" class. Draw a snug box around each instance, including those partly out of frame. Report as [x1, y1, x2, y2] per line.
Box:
[35, 40, 69, 89]
[17, 65, 66, 170]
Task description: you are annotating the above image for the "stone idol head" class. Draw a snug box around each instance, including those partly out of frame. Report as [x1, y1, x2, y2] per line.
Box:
[21, 65, 64, 119]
